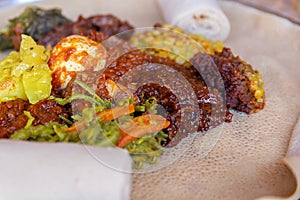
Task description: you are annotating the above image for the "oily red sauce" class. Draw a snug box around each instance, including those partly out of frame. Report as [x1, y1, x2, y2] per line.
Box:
[63, 47, 76, 61]
[212, 48, 265, 113]
[100, 49, 232, 146]
[38, 14, 134, 47]
[27, 99, 69, 126]
[59, 46, 236, 146]
[1, 43, 260, 147]
[0, 99, 29, 138]
[0, 99, 68, 138]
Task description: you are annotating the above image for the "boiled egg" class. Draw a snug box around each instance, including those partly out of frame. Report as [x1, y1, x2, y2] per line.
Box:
[48, 35, 107, 89]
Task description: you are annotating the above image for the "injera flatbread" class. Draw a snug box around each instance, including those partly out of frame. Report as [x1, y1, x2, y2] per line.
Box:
[0, 1, 299, 199]
[130, 1, 300, 200]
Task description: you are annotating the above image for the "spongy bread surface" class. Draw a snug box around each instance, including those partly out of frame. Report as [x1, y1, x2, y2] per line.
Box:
[131, 2, 300, 199]
[0, 1, 298, 199]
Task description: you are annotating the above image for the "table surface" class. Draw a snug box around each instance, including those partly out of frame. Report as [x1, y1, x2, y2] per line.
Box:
[228, 0, 300, 24]
[0, 0, 299, 24]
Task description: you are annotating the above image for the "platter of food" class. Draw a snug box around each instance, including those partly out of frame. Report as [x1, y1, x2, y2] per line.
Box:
[0, 0, 299, 199]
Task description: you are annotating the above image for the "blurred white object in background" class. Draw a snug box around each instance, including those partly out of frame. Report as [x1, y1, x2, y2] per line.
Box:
[156, 0, 231, 41]
[0, 0, 41, 7]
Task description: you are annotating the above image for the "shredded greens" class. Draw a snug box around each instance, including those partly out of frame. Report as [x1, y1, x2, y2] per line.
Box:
[10, 122, 79, 142]
[49, 94, 104, 106]
[23, 111, 35, 129]
[0, 7, 70, 51]
[79, 120, 120, 147]
[9, 78, 168, 169]
[126, 131, 168, 169]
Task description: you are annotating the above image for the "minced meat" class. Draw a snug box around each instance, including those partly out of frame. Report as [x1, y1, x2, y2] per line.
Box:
[38, 14, 134, 47]
[0, 99, 69, 138]
[0, 99, 29, 138]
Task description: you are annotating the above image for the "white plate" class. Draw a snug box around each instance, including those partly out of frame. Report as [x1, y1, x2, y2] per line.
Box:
[0, 0, 300, 199]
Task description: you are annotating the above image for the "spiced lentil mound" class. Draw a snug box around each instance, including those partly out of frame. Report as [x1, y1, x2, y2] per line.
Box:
[99, 46, 264, 145]
[213, 47, 265, 113]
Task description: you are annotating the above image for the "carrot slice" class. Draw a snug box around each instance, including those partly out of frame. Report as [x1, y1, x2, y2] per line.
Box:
[117, 114, 170, 148]
[96, 104, 134, 122]
[63, 104, 135, 132]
